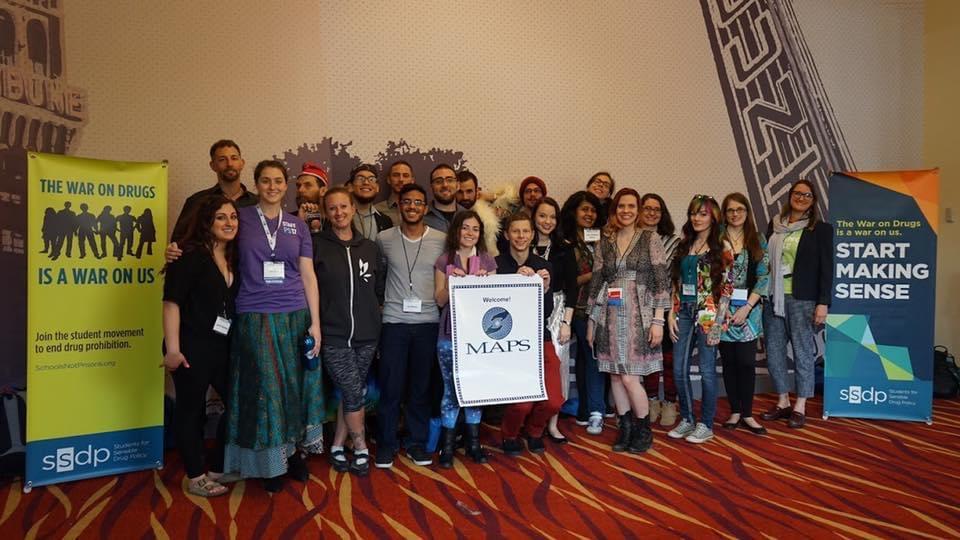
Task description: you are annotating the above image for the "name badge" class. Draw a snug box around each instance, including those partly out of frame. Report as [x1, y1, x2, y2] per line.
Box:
[403, 298, 423, 313]
[731, 288, 749, 307]
[213, 316, 232, 336]
[583, 228, 601, 243]
[607, 287, 623, 306]
[682, 283, 696, 297]
[263, 261, 285, 284]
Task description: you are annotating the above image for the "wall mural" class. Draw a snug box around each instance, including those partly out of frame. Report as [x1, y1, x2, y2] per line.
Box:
[1, 0, 87, 386]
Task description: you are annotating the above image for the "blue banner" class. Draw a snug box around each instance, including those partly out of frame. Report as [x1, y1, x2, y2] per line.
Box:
[824, 170, 938, 422]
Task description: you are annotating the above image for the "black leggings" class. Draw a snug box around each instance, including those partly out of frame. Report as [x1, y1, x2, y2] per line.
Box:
[718, 340, 758, 418]
[171, 338, 228, 478]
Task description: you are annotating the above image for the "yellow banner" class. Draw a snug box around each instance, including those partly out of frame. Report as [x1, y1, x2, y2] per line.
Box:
[27, 153, 166, 445]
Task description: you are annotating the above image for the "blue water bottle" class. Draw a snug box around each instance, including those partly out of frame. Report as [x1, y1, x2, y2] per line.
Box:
[303, 335, 319, 371]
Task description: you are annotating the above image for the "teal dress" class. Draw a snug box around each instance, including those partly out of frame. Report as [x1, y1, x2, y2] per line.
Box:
[720, 238, 770, 342]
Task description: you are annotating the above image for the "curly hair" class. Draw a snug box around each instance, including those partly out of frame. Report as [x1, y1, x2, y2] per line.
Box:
[443, 210, 487, 265]
[166, 194, 238, 273]
[672, 195, 726, 302]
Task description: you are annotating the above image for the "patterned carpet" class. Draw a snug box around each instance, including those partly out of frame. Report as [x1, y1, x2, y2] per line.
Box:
[3, 395, 960, 539]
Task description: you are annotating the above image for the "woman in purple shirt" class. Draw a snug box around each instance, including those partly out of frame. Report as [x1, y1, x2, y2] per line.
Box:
[222, 160, 323, 492]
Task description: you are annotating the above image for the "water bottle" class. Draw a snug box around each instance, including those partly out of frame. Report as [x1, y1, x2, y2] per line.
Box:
[303, 335, 319, 371]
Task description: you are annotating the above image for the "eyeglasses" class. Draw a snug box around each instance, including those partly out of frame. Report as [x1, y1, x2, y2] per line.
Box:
[353, 175, 378, 184]
[791, 191, 814, 200]
[400, 199, 426, 207]
[523, 187, 543, 195]
[642, 206, 662, 214]
[725, 207, 747, 216]
[590, 179, 611, 188]
[431, 176, 457, 185]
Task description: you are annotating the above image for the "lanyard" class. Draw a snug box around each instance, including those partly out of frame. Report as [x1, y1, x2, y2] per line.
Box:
[536, 239, 552, 261]
[255, 205, 280, 258]
[402, 227, 427, 292]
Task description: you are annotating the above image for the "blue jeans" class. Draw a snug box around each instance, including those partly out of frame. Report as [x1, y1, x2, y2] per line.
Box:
[376, 323, 438, 453]
[437, 340, 482, 428]
[573, 316, 606, 417]
[762, 295, 817, 398]
[674, 302, 718, 429]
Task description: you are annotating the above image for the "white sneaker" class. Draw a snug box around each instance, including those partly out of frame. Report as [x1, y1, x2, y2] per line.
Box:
[586, 413, 604, 435]
[685, 423, 715, 444]
[668, 419, 695, 439]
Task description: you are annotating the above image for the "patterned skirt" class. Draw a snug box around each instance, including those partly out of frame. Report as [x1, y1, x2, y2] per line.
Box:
[224, 309, 325, 479]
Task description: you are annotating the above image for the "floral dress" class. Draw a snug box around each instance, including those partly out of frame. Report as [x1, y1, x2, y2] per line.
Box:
[720, 238, 770, 342]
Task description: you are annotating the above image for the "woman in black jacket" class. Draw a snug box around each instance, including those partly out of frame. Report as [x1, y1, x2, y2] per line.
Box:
[761, 179, 833, 429]
[315, 187, 386, 475]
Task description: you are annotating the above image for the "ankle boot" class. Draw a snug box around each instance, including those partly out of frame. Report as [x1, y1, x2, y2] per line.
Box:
[628, 414, 653, 454]
[612, 412, 633, 452]
[438, 428, 457, 469]
[464, 423, 488, 464]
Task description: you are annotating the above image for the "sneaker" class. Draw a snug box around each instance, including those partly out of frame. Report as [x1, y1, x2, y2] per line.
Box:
[586, 413, 604, 435]
[374, 448, 395, 469]
[668, 419, 696, 439]
[405, 446, 433, 466]
[502, 438, 523, 456]
[574, 417, 590, 426]
[659, 401, 679, 427]
[685, 423, 715, 444]
[604, 406, 616, 418]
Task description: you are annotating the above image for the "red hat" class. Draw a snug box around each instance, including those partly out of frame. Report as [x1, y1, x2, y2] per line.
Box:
[299, 162, 329, 187]
[519, 176, 547, 197]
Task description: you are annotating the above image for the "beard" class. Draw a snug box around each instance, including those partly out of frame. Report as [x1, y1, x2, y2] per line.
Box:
[433, 192, 456, 206]
[354, 193, 377, 205]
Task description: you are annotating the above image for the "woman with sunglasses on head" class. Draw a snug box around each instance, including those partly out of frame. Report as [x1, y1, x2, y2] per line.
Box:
[718, 193, 769, 435]
[162, 194, 238, 497]
[434, 210, 497, 468]
[559, 191, 607, 435]
[586, 188, 671, 453]
[667, 195, 734, 444]
[637, 193, 682, 428]
[761, 180, 833, 429]
[532, 197, 578, 444]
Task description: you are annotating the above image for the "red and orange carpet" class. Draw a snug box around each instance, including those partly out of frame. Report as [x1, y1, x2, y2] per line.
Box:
[3, 395, 960, 539]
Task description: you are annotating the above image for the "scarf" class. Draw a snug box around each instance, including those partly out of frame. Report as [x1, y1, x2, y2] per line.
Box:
[767, 215, 809, 317]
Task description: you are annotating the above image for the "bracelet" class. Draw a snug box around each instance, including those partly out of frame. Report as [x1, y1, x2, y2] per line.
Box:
[651, 319, 665, 327]
[652, 317, 665, 323]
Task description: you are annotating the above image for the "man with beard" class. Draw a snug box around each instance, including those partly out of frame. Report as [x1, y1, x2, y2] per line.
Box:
[170, 140, 257, 242]
[375, 184, 446, 469]
[296, 162, 329, 233]
[347, 163, 392, 240]
[456, 169, 479, 209]
[423, 163, 466, 233]
[374, 160, 415, 226]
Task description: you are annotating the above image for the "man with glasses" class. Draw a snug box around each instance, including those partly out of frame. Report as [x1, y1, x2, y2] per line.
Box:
[346, 163, 393, 240]
[375, 184, 446, 468]
[374, 160, 415, 226]
[424, 163, 466, 233]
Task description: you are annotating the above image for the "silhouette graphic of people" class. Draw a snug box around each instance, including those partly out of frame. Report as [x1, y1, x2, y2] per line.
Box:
[117, 205, 136, 260]
[40, 207, 56, 254]
[76, 203, 101, 259]
[134, 208, 155, 258]
[50, 201, 78, 260]
[97, 205, 119, 260]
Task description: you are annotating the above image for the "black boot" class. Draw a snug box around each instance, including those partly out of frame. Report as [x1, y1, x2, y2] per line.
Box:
[464, 423, 488, 464]
[628, 414, 653, 454]
[612, 412, 633, 452]
[438, 428, 457, 469]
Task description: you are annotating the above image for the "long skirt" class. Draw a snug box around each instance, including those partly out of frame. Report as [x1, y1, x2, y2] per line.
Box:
[223, 309, 325, 479]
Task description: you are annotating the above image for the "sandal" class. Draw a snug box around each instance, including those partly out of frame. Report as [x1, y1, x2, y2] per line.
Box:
[329, 448, 349, 473]
[187, 475, 228, 498]
[350, 451, 370, 477]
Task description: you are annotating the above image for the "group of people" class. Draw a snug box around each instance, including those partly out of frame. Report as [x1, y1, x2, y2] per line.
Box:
[161, 139, 833, 497]
[40, 202, 156, 260]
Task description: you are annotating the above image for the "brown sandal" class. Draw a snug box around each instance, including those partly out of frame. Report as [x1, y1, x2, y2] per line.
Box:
[187, 475, 228, 497]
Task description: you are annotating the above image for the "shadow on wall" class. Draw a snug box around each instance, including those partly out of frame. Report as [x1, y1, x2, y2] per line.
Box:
[274, 138, 468, 205]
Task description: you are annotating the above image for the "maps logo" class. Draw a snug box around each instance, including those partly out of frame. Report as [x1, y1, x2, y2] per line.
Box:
[482, 307, 513, 340]
[41, 445, 111, 473]
[839, 386, 888, 405]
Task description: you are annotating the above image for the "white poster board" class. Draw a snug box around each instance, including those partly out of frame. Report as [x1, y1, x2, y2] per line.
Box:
[450, 274, 545, 406]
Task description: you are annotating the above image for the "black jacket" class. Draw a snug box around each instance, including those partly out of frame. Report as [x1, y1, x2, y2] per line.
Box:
[495, 251, 554, 341]
[314, 227, 386, 347]
[766, 219, 834, 306]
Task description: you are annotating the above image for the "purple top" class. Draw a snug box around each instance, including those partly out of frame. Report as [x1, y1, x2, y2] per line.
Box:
[235, 205, 313, 314]
[434, 251, 497, 342]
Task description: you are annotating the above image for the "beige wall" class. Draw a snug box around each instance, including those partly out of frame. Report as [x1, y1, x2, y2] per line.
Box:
[57, 0, 924, 233]
[924, 0, 960, 352]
